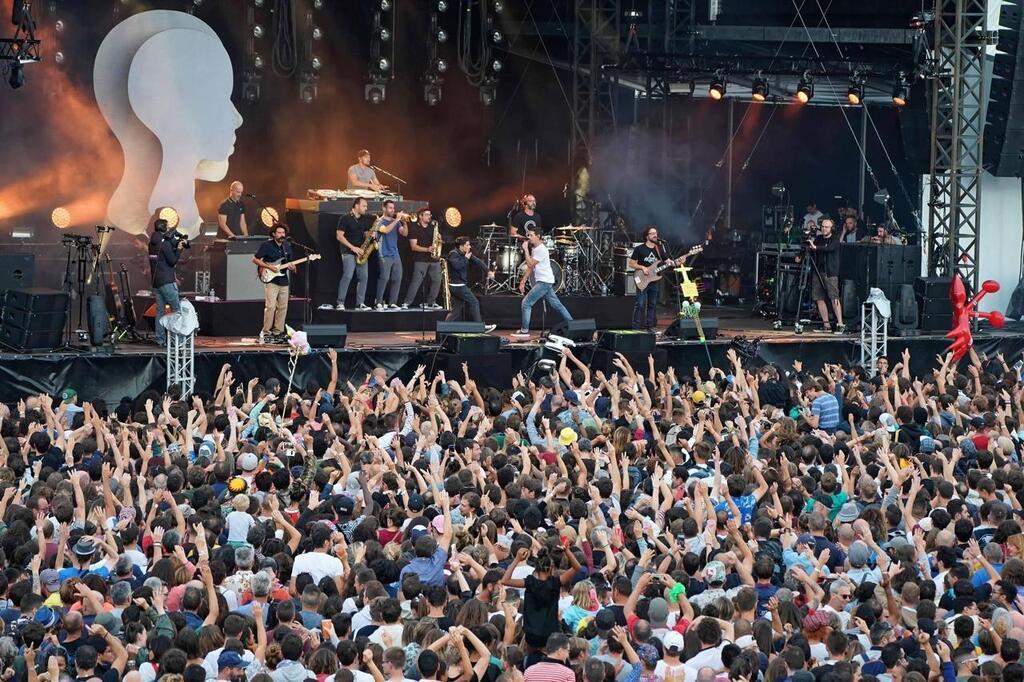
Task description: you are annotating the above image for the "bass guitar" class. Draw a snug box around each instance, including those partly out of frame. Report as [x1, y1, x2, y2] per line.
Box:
[633, 245, 703, 292]
[256, 254, 321, 283]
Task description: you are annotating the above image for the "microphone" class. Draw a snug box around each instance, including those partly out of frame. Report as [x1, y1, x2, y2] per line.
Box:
[245, 193, 257, 199]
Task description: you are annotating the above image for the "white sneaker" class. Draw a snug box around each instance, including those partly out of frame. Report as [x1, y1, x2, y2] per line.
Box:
[400, 303, 409, 310]
[388, 303, 399, 309]
[511, 329, 530, 337]
[258, 331, 266, 344]
[428, 303, 443, 310]
[357, 304, 371, 311]
[485, 324, 497, 333]
[317, 303, 334, 310]
[334, 303, 345, 311]
[375, 303, 386, 310]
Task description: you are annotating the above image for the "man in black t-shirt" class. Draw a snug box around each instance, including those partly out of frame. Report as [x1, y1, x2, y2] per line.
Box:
[510, 194, 541, 238]
[808, 217, 844, 333]
[253, 225, 295, 343]
[333, 198, 371, 311]
[627, 225, 669, 332]
[402, 208, 443, 309]
[217, 181, 248, 238]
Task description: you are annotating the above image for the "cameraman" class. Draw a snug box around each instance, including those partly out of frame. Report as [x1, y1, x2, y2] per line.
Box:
[148, 218, 185, 347]
[807, 216, 844, 333]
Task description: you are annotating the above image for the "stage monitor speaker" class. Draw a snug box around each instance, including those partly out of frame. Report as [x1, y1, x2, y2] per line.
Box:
[302, 324, 348, 348]
[435, 321, 485, 341]
[0, 255, 34, 292]
[440, 333, 501, 355]
[86, 295, 110, 346]
[596, 329, 656, 353]
[665, 317, 719, 340]
[892, 284, 920, 335]
[914, 276, 953, 300]
[985, 2, 1024, 176]
[550, 318, 596, 342]
[841, 279, 860, 317]
[3, 288, 68, 314]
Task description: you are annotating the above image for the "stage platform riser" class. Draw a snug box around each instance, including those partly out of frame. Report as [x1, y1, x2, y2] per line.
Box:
[1, 335, 1021, 406]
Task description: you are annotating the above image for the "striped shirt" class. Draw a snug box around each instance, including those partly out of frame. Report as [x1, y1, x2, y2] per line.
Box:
[525, 660, 576, 682]
[812, 392, 841, 430]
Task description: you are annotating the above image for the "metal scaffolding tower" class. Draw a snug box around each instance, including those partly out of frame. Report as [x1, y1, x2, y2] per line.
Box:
[570, 0, 621, 223]
[926, 0, 988, 293]
[167, 329, 196, 397]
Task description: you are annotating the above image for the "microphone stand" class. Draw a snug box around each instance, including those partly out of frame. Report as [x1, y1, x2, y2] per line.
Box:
[370, 165, 406, 196]
[247, 193, 315, 323]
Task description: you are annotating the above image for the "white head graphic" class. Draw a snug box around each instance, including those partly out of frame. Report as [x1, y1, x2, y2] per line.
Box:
[94, 11, 242, 238]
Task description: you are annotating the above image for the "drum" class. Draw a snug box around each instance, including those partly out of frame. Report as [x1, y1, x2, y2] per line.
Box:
[517, 262, 563, 292]
[497, 245, 522, 273]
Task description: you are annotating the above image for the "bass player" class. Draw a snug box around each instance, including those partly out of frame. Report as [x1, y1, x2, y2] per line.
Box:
[628, 225, 679, 333]
[252, 224, 296, 344]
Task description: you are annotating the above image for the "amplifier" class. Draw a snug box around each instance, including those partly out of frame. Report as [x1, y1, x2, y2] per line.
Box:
[596, 329, 656, 353]
[440, 333, 501, 355]
[302, 324, 347, 348]
[920, 313, 954, 332]
[3, 288, 68, 314]
[0, 325, 63, 352]
[0, 254, 34, 292]
[1, 307, 66, 332]
[666, 317, 720, 340]
[209, 241, 269, 301]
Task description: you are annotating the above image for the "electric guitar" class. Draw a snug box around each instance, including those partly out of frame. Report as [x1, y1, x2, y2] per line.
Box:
[256, 254, 321, 283]
[633, 245, 703, 292]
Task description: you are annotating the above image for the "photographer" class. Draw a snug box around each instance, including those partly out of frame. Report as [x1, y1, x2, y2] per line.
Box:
[148, 217, 186, 347]
[807, 216, 844, 333]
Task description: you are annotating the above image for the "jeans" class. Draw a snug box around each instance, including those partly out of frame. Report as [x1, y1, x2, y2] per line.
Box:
[447, 285, 482, 322]
[263, 282, 289, 335]
[404, 261, 441, 306]
[375, 254, 403, 306]
[521, 282, 572, 331]
[632, 284, 658, 329]
[337, 252, 368, 307]
[154, 282, 181, 345]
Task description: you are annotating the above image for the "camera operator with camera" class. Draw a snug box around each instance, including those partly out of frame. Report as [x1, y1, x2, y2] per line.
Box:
[806, 216, 844, 334]
[148, 217, 187, 347]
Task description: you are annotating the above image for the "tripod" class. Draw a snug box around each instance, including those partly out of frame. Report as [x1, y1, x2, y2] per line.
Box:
[792, 242, 833, 334]
[60, 234, 93, 348]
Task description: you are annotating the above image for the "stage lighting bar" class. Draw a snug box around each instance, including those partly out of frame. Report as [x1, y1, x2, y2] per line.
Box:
[298, 2, 320, 103]
[366, 0, 395, 104]
[422, 4, 445, 106]
[242, 0, 264, 104]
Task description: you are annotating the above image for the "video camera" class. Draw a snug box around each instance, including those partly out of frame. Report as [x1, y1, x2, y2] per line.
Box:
[166, 229, 191, 250]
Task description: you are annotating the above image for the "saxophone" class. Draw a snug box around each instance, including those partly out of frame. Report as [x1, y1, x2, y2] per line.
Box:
[429, 220, 442, 260]
[356, 215, 380, 265]
[430, 221, 451, 309]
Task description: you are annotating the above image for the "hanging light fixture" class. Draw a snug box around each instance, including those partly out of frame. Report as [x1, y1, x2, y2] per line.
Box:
[708, 73, 726, 100]
[795, 75, 814, 103]
[751, 74, 769, 102]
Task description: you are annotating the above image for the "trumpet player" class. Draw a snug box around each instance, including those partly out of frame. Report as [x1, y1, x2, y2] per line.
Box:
[374, 200, 409, 310]
[331, 197, 371, 311]
[402, 207, 443, 310]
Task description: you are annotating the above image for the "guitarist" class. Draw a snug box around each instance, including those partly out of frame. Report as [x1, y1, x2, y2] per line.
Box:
[252, 224, 295, 344]
[628, 225, 670, 332]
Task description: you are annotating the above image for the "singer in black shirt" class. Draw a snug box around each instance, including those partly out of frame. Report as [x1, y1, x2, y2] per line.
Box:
[252, 224, 295, 343]
[627, 225, 669, 332]
[808, 217, 844, 333]
[446, 237, 496, 330]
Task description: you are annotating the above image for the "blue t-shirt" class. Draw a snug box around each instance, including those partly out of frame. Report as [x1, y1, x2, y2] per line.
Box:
[376, 217, 401, 258]
[399, 546, 448, 586]
[812, 393, 841, 430]
[715, 494, 757, 524]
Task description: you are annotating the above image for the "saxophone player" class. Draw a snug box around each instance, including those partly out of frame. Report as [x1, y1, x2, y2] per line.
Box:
[373, 200, 410, 310]
[402, 207, 443, 310]
[331, 197, 371, 311]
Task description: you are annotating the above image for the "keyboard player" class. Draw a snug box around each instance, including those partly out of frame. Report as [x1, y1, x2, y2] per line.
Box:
[347, 149, 385, 193]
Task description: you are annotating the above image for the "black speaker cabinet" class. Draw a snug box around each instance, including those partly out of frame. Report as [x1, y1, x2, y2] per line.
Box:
[596, 329, 656, 353]
[3, 288, 68, 314]
[665, 317, 720, 340]
[435, 321, 485, 341]
[0, 255, 35, 292]
[302, 324, 348, 348]
[550, 318, 597, 342]
[440, 334, 501, 355]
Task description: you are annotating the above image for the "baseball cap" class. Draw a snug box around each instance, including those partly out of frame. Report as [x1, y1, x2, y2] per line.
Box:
[218, 651, 246, 670]
[60, 389, 77, 403]
[704, 560, 726, 585]
[564, 390, 580, 406]
[408, 493, 425, 512]
[33, 607, 58, 629]
[595, 609, 616, 635]
[409, 525, 429, 541]
[797, 533, 814, 547]
[39, 569, 60, 592]
[237, 452, 258, 472]
[691, 390, 706, 404]
[663, 630, 685, 653]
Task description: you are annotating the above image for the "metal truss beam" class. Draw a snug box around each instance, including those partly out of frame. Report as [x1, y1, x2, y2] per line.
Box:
[0, 38, 41, 62]
[607, 52, 921, 80]
[693, 25, 919, 45]
[926, 0, 987, 293]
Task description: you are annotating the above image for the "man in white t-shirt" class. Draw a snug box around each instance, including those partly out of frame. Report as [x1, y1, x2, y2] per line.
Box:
[290, 524, 345, 593]
[512, 226, 573, 337]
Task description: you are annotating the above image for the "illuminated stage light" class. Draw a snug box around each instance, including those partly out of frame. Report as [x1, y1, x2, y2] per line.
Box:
[751, 76, 768, 102]
[311, 56, 322, 70]
[380, 0, 392, 10]
[54, 51, 65, 64]
[491, 59, 502, 72]
[253, 24, 264, 38]
[708, 75, 726, 100]
[51, 207, 71, 229]
[55, 20, 65, 33]
[445, 207, 462, 227]
[261, 207, 280, 228]
[795, 77, 814, 103]
[379, 58, 390, 72]
[491, 30, 503, 43]
[436, 59, 448, 73]
[313, 27, 323, 40]
[847, 82, 864, 105]
[892, 81, 909, 107]
[11, 226, 34, 240]
[379, 28, 390, 41]
[437, 29, 448, 43]
[365, 81, 386, 104]
[424, 83, 442, 106]
[437, 0, 448, 11]
[159, 207, 180, 228]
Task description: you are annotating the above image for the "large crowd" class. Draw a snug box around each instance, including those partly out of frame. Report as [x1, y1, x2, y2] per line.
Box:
[0, 344, 1021, 682]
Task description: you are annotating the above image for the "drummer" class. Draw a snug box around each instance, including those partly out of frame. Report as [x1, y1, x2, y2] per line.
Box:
[510, 194, 542, 238]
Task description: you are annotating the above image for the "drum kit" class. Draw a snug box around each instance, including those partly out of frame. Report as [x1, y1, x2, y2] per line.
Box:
[477, 223, 613, 295]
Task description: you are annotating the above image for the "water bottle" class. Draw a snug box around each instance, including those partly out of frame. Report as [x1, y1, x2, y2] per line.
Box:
[209, 288, 216, 301]
[601, 283, 607, 296]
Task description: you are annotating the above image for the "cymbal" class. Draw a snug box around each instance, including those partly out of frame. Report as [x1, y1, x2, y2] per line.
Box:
[554, 238, 576, 245]
[480, 222, 503, 228]
[555, 225, 593, 231]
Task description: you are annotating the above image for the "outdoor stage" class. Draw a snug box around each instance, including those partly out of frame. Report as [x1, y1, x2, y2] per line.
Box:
[1, 304, 1020, 405]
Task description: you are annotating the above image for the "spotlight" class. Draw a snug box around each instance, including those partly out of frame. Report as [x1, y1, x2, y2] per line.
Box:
[491, 59, 502, 72]
[380, 0, 391, 10]
[202, 222, 220, 238]
[379, 28, 390, 41]
[313, 0, 323, 7]
[300, 73, 317, 103]
[436, 59, 448, 73]
[11, 226, 34, 240]
[437, 29, 448, 43]
[795, 76, 814, 103]
[253, 24, 264, 38]
[54, 51, 65, 64]
[159, 207, 180, 228]
[365, 82, 386, 104]
[424, 82, 442, 106]
[378, 58, 390, 72]
[311, 56, 322, 70]
[51, 207, 71, 229]
[260, 207, 280, 228]
[242, 76, 261, 104]
[437, 0, 448, 10]
[312, 26, 323, 40]
[445, 207, 462, 227]
[491, 30, 503, 43]
[873, 188, 890, 205]
[847, 81, 865, 105]
[254, 54, 264, 69]
[493, 0, 503, 11]
[480, 84, 496, 106]
[708, 75, 726, 100]
[8, 62, 24, 90]
[892, 81, 909, 107]
[909, 11, 933, 29]
[54, 20, 65, 32]
[751, 76, 768, 102]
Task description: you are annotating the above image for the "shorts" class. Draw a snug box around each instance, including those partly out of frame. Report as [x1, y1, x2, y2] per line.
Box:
[812, 275, 839, 302]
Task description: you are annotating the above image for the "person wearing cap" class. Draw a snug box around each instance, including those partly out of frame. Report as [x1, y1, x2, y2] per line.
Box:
[347, 149, 384, 192]
[58, 536, 99, 582]
[399, 492, 453, 587]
